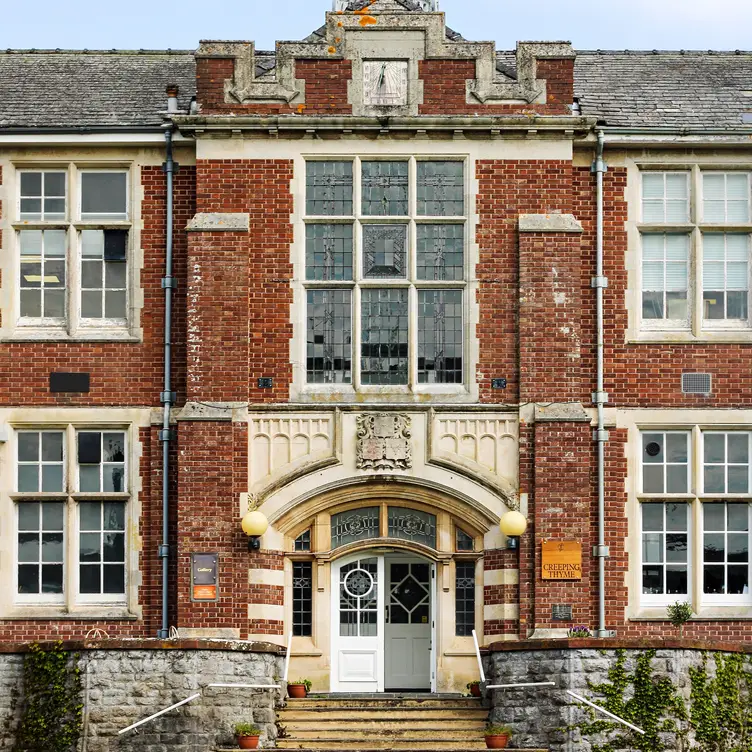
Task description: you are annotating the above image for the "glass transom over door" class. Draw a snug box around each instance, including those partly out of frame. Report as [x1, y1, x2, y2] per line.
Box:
[330, 555, 384, 691]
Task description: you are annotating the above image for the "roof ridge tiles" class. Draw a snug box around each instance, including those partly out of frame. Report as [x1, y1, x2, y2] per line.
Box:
[0, 48, 194, 55]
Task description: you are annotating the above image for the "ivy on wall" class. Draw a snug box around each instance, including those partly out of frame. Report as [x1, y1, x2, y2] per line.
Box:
[13, 642, 82, 752]
[572, 649, 752, 752]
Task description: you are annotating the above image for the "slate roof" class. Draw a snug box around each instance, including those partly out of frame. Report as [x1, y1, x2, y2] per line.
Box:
[0, 50, 196, 130]
[1, 45, 752, 131]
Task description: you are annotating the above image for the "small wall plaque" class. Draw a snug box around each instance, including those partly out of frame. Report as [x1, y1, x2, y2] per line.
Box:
[257, 377, 273, 389]
[552, 604, 573, 621]
[49, 372, 90, 393]
[542, 540, 582, 580]
[191, 553, 219, 601]
[491, 378, 507, 389]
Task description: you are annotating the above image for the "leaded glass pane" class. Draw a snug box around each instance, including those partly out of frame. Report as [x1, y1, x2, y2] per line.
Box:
[456, 528, 474, 551]
[293, 561, 313, 636]
[294, 529, 311, 552]
[417, 161, 464, 216]
[361, 161, 408, 216]
[418, 290, 463, 384]
[388, 507, 437, 548]
[362, 224, 407, 278]
[455, 561, 475, 636]
[306, 161, 353, 216]
[305, 224, 353, 280]
[339, 557, 378, 637]
[389, 562, 430, 626]
[331, 507, 380, 549]
[307, 289, 352, 383]
[361, 288, 409, 384]
[416, 224, 464, 280]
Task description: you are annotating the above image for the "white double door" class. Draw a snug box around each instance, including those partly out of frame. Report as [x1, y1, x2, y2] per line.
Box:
[331, 552, 435, 692]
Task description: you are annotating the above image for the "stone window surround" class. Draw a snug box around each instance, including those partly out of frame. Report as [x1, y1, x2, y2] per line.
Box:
[623, 409, 752, 620]
[0, 407, 148, 620]
[291, 145, 480, 403]
[0, 157, 145, 344]
[624, 155, 752, 344]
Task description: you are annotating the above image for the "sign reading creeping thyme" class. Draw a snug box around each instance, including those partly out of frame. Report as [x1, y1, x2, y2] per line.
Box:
[541, 540, 582, 580]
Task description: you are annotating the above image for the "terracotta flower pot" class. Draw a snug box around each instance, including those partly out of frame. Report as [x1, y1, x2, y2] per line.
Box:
[484, 734, 510, 749]
[288, 683, 308, 698]
[469, 684, 481, 697]
[238, 735, 260, 749]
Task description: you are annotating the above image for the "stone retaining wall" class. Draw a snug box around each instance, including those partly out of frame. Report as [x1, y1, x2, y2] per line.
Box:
[0, 639, 285, 752]
[486, 638, 752, 752]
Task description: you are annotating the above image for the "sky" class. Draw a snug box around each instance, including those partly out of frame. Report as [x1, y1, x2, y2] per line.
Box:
[1, 0, 751, 52]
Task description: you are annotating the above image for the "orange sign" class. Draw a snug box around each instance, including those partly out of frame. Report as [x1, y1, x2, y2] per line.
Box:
[541, 540, 582, 580]
[192, 584, 217, 600]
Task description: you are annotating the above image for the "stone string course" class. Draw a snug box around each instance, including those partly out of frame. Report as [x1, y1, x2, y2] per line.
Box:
[0, 640, 285, 752]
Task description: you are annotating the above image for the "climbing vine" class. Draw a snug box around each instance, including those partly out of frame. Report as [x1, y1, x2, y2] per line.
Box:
[572, 649, 686, 752]
[689, 652, 752, 752]
[14, 642, 82, 752]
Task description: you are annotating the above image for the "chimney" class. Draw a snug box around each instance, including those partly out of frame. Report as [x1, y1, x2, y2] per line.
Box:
[166, 84, 179, 113]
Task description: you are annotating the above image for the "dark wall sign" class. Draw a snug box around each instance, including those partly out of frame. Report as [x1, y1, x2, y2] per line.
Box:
[191, 553, 219, 601]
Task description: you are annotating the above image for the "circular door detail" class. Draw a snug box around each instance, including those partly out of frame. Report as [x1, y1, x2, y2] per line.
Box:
[344, 567, 375, 599]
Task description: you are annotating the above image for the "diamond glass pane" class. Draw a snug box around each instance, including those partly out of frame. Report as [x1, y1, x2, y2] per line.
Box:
[331, 507, 380, 549]
[362, 224, 407, 278]
[416, 224, 464, 280]
[455, 561, 475, 636]
[417, 161, 464, 216]
[306, 289, 352, 384]
[306, 161, 353, 216]
[305, 224, 353, 280]
[418, 290, 462, 384]
[387, 507, 437, 548]
[293, 561, 313, 636]
[361, 161, 408, 216]
[360, 288, 409, 384]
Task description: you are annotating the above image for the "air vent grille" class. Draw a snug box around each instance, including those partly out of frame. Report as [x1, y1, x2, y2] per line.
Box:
[682, 373, 712, 395]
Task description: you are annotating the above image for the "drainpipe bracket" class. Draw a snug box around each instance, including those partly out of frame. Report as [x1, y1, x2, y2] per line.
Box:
[158, 428, 176, 442]
[161, 277, 178, 290]
[590, 160, 608, 174]
[592, 391, 609, 405]
[591, 275, 609, 289]
[158, 544, 170, 558]
[593, 429, 610, 442]
[162, 161, 180, 173]
[593, 545, 610, 558]
[160, 391, 177, 404]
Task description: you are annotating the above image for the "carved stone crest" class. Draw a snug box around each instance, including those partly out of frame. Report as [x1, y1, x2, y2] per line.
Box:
[356, 413, 412, 470]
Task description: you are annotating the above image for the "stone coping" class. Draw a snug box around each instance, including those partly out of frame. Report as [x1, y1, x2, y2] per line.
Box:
[486, 637, 752, 653]
[0, 637, 286, 655]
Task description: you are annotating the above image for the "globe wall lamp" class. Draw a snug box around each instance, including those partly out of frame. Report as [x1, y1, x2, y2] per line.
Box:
[242, 510, 269, 551]
[499, 510, 528, 551]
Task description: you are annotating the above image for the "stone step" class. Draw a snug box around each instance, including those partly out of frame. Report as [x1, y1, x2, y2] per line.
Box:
[280, 719, 486, 739]
[218, 749, 549, 752]
[277, 741, 488, 751]
[278, 709, 489, 722]
[289, 697, 482, 709]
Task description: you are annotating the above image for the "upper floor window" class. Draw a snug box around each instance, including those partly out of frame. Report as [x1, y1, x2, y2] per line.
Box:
[14, 427, 129, 607]
[15, 166, 130, 336]
[638, 428, 752, 608]
[639, 170, 752, 334]
[304, 158, 466, 389]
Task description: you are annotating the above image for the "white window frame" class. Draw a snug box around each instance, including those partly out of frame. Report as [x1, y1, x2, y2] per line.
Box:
[639, 501, 691, 607]
[701, 431, 752, 496]
[637, 427, 752, 610]
[301, 155, 469, 396]
[11, 425, 132, 609]
[11, 163, 133, 339]
[639, 430, 692, 496]
[637, 167, 752, 335]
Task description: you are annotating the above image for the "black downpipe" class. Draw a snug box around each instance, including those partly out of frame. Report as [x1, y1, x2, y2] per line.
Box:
[158, 125, 176, 638]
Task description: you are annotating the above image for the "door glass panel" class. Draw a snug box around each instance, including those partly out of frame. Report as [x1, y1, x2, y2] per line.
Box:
[389, 562, 430, 625]
[339, 557, 378, 637]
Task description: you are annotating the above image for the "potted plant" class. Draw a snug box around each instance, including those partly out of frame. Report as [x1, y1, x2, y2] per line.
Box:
[235, 722, 262, 750]
[287, 678, 312, 698]
[466, 680, 482, 697]
[484, 724, 512, 749]
[667, 600, 693, 638]
[567, 625, 592, 638]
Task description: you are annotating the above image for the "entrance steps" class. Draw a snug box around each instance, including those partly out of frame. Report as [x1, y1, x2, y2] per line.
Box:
[269, 694, 547, 752]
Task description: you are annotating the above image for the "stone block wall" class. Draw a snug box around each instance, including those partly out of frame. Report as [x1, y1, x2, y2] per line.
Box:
[0, 640, 285, 752]
[486, 640, 752, 752]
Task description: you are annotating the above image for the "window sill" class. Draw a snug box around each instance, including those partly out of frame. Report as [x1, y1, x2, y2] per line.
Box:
[2, 329, 142, 343]
[632, 607, 752, 621]
[2, 606, 137, 620]
[629, 331, 752, 345]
